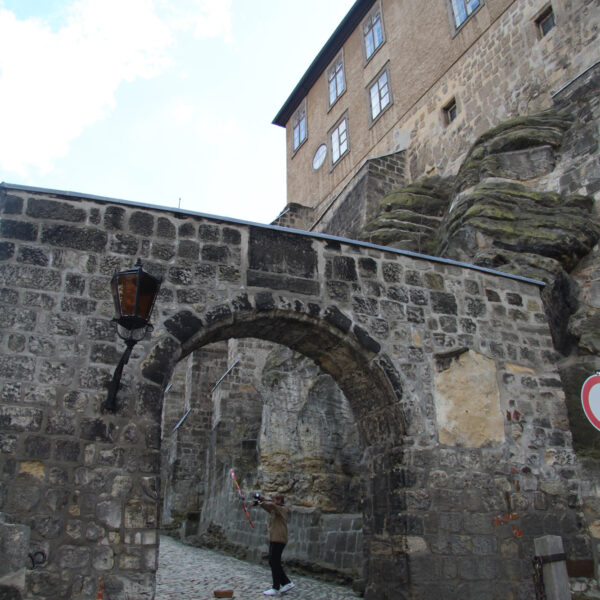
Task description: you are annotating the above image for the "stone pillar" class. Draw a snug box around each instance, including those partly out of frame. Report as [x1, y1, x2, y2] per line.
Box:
[534, 535, 571, 600]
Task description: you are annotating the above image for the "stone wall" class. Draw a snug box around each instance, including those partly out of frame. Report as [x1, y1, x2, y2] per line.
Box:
[325, 56, 600, 595]
[396, 1, 600, 184]
[0, 183, 595, 598]
[160, 345, 224, 533]
[0, 513, 31, 598]
[190, 503, 363, 580]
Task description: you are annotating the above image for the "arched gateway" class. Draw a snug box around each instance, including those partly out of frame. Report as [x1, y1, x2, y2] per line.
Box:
[0, 183, 592, 599]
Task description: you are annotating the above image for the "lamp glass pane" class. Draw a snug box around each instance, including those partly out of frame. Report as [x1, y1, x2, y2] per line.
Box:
[117, 272, 139, 317]
[111, 275, 121, 317]
[137, 274, 160, 320]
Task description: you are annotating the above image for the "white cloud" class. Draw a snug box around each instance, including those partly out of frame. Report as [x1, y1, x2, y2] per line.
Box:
[0, 0, 233, 176]
[171, 99, 200, 123]
[158, 0, 232, 42]
[169, 98, 238, 139]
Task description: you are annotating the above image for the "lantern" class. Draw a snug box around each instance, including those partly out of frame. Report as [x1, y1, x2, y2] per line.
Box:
[110, 258, 161, 340]
[104, 259, 162, 412]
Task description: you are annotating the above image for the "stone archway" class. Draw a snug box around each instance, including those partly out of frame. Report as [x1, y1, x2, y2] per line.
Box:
[148, 304, 406, 596]
[147, 306, 405, 446]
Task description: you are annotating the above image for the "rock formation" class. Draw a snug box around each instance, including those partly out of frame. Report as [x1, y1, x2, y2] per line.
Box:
[361, 68, 600, 457]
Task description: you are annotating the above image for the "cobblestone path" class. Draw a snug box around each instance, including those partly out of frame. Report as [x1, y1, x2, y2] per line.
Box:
[156, 535, 361, 600]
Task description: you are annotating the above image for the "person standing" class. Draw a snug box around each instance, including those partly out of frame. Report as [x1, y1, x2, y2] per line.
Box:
[255, 492, 295, 596]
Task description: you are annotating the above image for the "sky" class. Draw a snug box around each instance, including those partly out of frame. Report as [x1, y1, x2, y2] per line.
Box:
[0, 0, 355, 224]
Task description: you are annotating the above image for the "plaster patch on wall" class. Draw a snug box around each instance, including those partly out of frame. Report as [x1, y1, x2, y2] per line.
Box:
[434, 349, 505, 447]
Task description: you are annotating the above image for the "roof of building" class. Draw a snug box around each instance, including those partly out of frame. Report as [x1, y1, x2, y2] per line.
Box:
[272, 0, 376, 127]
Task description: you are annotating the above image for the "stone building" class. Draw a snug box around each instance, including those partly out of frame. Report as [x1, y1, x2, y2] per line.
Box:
[272, 0, 598, 237]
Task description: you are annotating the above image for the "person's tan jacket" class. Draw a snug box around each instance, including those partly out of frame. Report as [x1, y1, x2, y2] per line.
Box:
[260, 501, 290, 543]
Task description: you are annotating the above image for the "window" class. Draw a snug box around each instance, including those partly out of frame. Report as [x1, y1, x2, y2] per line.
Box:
[292, 102, 307, 152]
[536, 6, 556, 37]
[443, 98, 457, 125]
[330, 116, 349, 165]
[313, 144, 327, 170]
[369, 67, 392, 122]
[363, 6, 384, 60]
[450, 0, 481, 29]
[328, 54, 345, 106]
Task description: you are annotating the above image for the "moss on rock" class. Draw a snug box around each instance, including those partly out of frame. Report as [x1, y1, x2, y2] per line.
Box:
[359, 176, 452, 253]
[438, 181, 599, 271]
[455, 109, 573, 192]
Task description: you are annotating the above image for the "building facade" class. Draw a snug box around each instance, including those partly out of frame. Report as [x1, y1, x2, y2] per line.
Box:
[273, 0, 599, 232]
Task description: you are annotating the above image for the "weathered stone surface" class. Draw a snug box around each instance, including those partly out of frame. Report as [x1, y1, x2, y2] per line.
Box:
[360, 176, 452, 254]
[80, 419, 116, 442]
[141, 337, 181, 386]
[454, 110, 573, 192]
[434, 350, 504, 447]
[41, 225, 107, 251]
[26, 198, 86, 222]
[97, 500, 122, 530]
[156, 217, 176, 239]
[323, 306, 352, 333]
[165, 311, 202, 342]
[0, 220, 38, 241]
[57, 545, 90, 569]
[249, 227, 317, 278]
[0, 407, 43, 432]
[437, 181, 598, 271]
[0, 194, 23, 214]
[129, 211, 154, 235]
[250, 346, 361, 511]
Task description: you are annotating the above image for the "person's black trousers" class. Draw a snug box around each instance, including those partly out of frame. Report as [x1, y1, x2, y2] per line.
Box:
[269, 542, 291, 590]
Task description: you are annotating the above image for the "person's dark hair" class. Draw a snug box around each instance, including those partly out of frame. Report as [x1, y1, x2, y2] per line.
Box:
[273, 492, 285, 503]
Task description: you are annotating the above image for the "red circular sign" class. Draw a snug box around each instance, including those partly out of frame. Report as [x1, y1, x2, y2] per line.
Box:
[581, 374, 600, 432]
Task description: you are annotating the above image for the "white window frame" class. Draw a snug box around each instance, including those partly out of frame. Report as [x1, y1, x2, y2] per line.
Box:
[368, 64, 392, 124]
[362, 3, 384, 62]
[448, 0, 482, 33]
[291, 100, 307, 153]
[327, 52, 345, 108]
[330, 114, 349, 166]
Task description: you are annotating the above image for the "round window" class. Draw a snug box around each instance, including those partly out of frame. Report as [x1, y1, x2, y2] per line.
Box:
[312, 144, 327, 170]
